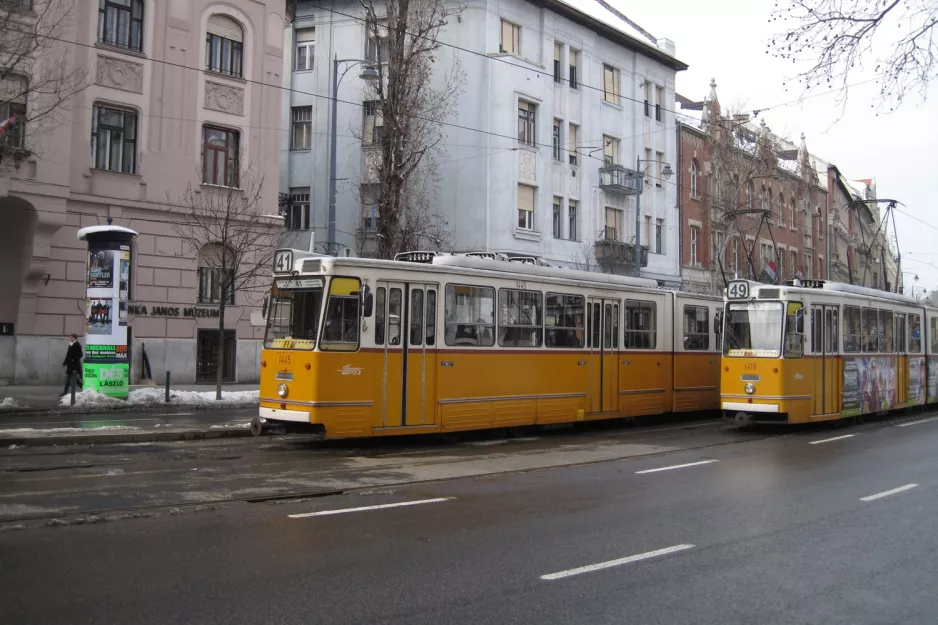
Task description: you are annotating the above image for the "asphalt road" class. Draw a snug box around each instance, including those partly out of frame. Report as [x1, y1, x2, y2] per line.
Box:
[3, 414, 938, 624]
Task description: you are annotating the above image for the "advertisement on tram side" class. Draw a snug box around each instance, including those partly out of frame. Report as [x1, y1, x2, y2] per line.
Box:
[842, 356, 896, 417]
[909, 356, 926, 406]
[928, 356, 938, 404]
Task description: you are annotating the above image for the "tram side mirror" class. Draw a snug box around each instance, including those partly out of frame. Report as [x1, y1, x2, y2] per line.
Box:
[261, 292, 270, 319]
[361, 285, 373, 318]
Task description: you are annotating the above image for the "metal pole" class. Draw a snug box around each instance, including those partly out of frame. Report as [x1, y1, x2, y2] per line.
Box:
[326, 56, 340, 256]
[165, 371, 171, 403]
[825, 185, 831, 280]
[634, 154, 642, 271]
[69, 371, 77, 406]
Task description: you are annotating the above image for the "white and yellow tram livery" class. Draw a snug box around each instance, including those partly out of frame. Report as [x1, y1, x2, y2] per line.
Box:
[721, 278, 938, 425]
[255, 249, 724, 439]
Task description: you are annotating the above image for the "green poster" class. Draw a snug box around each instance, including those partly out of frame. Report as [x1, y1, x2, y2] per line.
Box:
[83, 362, 129, 398]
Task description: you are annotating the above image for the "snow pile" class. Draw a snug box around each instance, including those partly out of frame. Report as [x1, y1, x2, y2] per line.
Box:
[0, 397, 17, 409]
[0, 426, 140, 435]
[59, 388, 260, 408]
[209, 423, 252, 429]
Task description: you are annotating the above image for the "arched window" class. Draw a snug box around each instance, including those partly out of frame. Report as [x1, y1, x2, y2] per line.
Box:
[777, 193, 784, 225]
[747, 182, 754, 210]
[197, 244, 236, 305]
[98, 0, 144, 53]
[690, 159, 699, 199]
[761, 186, 768, 212]
[206, 14, 244, 77]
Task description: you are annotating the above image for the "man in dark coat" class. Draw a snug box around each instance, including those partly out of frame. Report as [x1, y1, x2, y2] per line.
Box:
[62, 334, 84, 396]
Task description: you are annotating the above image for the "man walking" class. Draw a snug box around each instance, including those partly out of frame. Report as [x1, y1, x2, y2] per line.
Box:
[62, 334, 84, 396]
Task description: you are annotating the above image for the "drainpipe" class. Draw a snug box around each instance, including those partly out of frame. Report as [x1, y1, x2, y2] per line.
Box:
[825, 177, 831, 280]
[677, 124, 683, 285]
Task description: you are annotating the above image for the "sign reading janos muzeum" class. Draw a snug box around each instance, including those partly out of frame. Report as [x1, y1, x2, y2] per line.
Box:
[127, 305, 221, 318]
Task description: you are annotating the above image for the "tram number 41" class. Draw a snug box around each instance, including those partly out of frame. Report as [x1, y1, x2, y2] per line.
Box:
[273, 249, 294, 274]
[727, 280, 749, 300]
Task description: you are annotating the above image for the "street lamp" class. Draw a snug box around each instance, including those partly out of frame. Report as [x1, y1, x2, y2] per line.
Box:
[326, 57, 379, 256]
[633, 157, 673, 268]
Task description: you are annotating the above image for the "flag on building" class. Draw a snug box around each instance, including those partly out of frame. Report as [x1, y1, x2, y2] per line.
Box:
[764, 260, 777, 283]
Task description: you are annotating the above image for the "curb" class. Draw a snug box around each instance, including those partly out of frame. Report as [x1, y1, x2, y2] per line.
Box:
[0, 402, 259, 418]
[0, 427, 253, 447]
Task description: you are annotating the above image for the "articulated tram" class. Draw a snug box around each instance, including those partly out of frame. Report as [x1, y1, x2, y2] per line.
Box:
[721, 278, 938, 425]
[254, 248, 724, 439]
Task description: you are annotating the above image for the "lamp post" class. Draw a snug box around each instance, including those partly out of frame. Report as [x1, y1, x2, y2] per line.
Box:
[633, 157, 674, 269]
[326, 57, 379, 256]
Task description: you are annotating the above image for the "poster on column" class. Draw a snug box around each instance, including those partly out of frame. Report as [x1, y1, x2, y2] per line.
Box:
[87, 248, 115, 289]
[87, 297, 115, 336]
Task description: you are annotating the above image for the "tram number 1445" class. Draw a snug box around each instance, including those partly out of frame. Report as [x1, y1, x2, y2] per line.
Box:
[727, 280, 750, 300]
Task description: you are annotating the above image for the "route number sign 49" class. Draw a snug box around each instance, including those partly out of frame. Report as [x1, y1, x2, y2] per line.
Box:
[727, 280, 750, 300]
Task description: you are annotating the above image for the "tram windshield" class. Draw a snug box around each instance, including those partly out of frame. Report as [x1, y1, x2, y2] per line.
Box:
[264, 277, 325, 349]
[723, 301, 783, 358]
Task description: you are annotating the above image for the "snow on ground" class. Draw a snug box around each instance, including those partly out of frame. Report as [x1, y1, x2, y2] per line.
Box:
[60, 388, 260, 408]
[0, 426, 141, 435]
[209, 423, 252, 429]
[0, 397, 17, 409]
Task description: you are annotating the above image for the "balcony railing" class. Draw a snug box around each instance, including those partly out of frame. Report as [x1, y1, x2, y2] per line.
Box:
[599, 165, 643, 194]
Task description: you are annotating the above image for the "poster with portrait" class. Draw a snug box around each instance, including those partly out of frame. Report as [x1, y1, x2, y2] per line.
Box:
[87, 248, 115, 289]
[87, 297, 115, 336]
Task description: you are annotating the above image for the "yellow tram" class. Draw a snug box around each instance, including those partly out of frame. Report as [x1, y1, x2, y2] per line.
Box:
[254, 249, 724, 439]
[721, 278, 938, 425]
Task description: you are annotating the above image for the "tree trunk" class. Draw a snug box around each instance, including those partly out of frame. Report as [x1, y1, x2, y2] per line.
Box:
[216, 299, 225, 401]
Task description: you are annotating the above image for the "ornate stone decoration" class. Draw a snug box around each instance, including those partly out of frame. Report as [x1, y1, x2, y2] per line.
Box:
[204, 81, 244, 116]
[96, 55, 144, 94]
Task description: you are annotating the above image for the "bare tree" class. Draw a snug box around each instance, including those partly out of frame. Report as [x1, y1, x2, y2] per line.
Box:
[359, 0, 465, 258]
[170, 167, 281, 399]
[767, 0, 938, 112]
[1, 0, 88, 164]
[571, 240, 601, 273]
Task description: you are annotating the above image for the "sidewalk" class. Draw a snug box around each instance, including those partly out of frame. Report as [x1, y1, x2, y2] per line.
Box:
[0, 383, 260, 413]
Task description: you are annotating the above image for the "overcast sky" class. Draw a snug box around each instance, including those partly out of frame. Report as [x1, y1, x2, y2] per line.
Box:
[624, 0, 938, 295]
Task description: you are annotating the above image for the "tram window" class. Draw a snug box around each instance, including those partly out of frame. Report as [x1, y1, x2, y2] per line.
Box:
[426, 290, 437, 346]
[843, 306, 861, 353]
[321, 277, 361, 351]
[811, 309, 822, 354]
[604, 304, 613, 349]
[444, 284, 495, 347]
[783, 301, 804, 358]
[545, 293, 585, 348]
[388, 288, 403, 346]
[881, 310, 894, 352]
[625, 300, 656, 349]
[714, 308, 723, 351]
[862, 308, 879, 352]
[589, 302, 601, 349]
[264, 284, 324, 349]
[827, 309, 839, 354]
[895, 314, 906, 353]
[910, 314, 922, 353]
[410, 289, 424, 346]
[613, 304, 620, 349]
[682, 305, 709, 350]
[931, 317, 938, 353]
[375, 287, 386, 345]
[499, 289, 543, 348]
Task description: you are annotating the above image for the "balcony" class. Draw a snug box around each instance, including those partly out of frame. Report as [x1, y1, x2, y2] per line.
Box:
[599, 165, 643, 195]
[594, 236, 648, 268]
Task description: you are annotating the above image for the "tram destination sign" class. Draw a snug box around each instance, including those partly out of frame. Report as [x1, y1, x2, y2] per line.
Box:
[276, 278, 324, 289]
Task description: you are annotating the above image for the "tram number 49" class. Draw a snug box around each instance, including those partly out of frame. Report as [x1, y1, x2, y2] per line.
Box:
[727, 280, 749, 300]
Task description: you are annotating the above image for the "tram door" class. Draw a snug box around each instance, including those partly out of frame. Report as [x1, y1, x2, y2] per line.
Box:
[587, 298, 619, 414]
[812, 305, 839, 416]
[379, 282, 438, 428]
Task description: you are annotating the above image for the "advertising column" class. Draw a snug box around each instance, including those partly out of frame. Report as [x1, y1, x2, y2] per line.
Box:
[77, 225, 138, 398]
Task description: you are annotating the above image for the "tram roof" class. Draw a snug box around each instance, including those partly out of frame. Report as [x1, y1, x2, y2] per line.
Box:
[741, 279, 922, 306]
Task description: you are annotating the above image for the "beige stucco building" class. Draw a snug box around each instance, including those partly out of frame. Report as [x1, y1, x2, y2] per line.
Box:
[0, 0, 287, 385]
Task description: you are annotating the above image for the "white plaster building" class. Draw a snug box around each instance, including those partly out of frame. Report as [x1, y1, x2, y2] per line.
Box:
[280, 0, 686, 285]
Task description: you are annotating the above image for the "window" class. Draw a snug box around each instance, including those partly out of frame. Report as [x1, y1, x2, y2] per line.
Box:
[690, 159, 699, 198]
[645, 215, 652, 251]
[843, 306, 860, 353]
[426, 290, 437, 346]
[817, 208, 823, 238]
[568, 124, 578, 165]
[568, 49, 579, 89]
[862, 308, 879, 352]
[881, 310, 894, 352]
[929, 317, 938, 353]
[777, 250, 784, 281]
[655, 219, 663, 254]
[552, 119, 562, 160]
[291, 106, 311, 150]
[91, 105, 137, 173]
[553, 42, 562, 83]
[321, 278, 361, 351]
[625, 300, 656, 349]
[363, 100, 384, 145]
[500, 19, 519, 55]
[498, 289, 542, 347]
[197, 245, 236, 305]
[388, 288, 402, 345]
[444, 284, 495, 347]
[287, 188, 310, 231]
[790, 198, 797, 229]
[605, 207, 623, 241]
[206, 15, 244, 78]
[202, 126, 239, 187]
[655, 85, 664, 122]
[361, 184, 379, 231]
[552, 197, 562, 238]
[747, 182, 754, 210]
[910, 314, 922, 352]
[790, 250, 797, 279]
[295, 28, 315, 70]
[374, 287, 386, 345]
[568, 200, 578, 240]
[602, 135, 619, 166]
[655, 151, 664, 187]
[409, 289, 424, 346]
[517, 184, 534, 231]
[545, 293, 584, 347]
[761, 186, 768, 212]
[683, 305, 709, 350]
[777, 193, 784, 226]
[518, 100, 535, 145]
[265, 283, 324, 348]
[644, 148, 652, 182]
[712, 232, 723, 269]
[366, 19, 388, 64]
[895, 313, 906, 353]
[0, 76, 26, 149]
[98, 0, 144, 53]
[784, 302, 804, 358]
[643, 81, 651, 117]
[603, 65, 619, 105]
[689, 226, 699, 265]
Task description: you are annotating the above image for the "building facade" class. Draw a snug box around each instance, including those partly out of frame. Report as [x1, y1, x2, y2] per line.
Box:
[0, 0, 286, 385]
[676, 80, 827, 294]
[280, 0, 686, 286]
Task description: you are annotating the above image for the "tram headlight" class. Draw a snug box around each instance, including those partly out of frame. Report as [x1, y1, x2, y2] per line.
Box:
[744, 382, 755, 395]
[277, 383, 289, 398]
